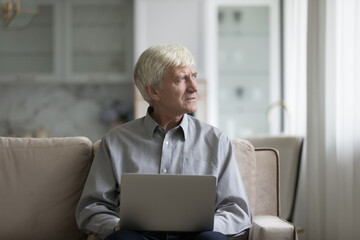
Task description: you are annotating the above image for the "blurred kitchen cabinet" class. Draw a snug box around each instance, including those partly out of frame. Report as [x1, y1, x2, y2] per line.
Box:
[212, 0, 281, 137]
[0, 3, 54, 81]
[0, 0, 132, 83]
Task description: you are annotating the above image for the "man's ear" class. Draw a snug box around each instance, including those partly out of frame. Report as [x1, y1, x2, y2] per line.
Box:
[145, 86, 161, 101]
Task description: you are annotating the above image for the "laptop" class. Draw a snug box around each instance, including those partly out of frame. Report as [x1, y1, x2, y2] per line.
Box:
[119, 173, 217, 232]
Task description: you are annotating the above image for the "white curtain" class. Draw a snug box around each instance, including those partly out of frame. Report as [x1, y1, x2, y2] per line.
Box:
[283, 0, 308, 236]
[306, 0, 360, 239]
[284, 0, 307, 136]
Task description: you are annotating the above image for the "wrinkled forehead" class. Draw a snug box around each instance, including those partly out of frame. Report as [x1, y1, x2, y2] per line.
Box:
[166, 65, 197, 76]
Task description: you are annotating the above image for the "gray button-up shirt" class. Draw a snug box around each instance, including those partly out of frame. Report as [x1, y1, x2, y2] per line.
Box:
[76, 110, 252, 239]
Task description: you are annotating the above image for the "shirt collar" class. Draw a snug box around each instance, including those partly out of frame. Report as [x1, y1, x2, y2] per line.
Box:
[143, 107, 189, 140]
[179, 113, 188, 140]
[144, 107, 159, 138]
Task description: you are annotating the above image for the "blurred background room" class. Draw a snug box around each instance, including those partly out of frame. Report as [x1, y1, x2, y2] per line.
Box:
[1, 0, 359, 240]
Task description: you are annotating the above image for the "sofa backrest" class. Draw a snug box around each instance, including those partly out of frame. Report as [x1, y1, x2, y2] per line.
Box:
[246, 136, 303, 221]
[0, 137, 93, 240]
[231, 139, 279, 218]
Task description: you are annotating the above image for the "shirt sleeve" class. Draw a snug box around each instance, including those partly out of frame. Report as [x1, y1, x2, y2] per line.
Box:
[213, 135, 252, 236]
[75, 137, 120, 240]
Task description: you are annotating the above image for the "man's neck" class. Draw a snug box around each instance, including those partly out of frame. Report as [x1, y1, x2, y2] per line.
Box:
[150, 108, 184, 132]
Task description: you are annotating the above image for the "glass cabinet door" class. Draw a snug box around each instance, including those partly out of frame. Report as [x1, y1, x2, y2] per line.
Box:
[0, 0, 133, 83]
[217, 2, 280, 138]
[65, 0, 133, 82]
[0, 4, 54, 77]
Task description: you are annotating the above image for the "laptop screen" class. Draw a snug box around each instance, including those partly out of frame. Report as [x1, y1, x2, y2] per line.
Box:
[119, 173, 217, 232]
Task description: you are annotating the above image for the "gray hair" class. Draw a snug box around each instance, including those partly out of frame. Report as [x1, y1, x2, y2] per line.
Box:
[133, 44, 195, 104]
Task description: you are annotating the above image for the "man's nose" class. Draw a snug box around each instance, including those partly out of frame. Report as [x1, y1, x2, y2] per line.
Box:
[187, 76, 198, 92]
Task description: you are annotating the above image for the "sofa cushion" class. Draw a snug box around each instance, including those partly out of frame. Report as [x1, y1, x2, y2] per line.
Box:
[254, 148, 279, 216]
[0, 137, 93, 240]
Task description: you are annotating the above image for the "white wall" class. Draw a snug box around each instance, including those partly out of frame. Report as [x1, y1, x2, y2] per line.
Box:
[134, 0, 203, 73]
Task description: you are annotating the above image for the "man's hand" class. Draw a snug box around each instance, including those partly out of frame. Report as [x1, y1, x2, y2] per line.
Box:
[114, 220, 121, 232]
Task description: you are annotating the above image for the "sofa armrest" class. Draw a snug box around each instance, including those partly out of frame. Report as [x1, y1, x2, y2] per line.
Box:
[249, 216, 297, 240]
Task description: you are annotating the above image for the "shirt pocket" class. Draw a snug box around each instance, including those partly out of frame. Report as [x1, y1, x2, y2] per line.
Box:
[182, 157, 217, 175]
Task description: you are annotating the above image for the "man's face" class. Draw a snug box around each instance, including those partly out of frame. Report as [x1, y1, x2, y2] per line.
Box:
[153, 65, 198, 116]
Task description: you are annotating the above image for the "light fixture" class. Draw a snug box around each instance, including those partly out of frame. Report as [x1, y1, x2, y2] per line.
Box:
[0, 0, 38, 30]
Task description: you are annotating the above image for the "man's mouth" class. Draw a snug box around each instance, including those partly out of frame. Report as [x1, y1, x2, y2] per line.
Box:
[186, 96, 197, 101]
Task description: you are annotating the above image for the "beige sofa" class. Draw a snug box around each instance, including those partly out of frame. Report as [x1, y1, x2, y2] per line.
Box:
[0, 137, 297, 240]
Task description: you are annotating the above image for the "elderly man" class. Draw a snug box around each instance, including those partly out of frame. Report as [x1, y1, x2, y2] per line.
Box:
[76, 44, 252, 240]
